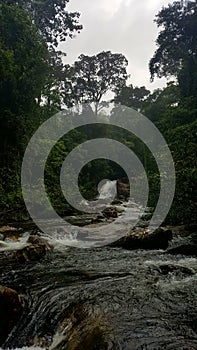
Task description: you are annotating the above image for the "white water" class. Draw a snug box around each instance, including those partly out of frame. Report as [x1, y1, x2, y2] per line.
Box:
[0, 180, 143, 251]
[0, 233, 29, 252]
[98, 180, 117, 199]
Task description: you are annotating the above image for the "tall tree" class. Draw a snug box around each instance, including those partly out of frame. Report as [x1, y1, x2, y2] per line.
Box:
[149, 0, 197, 100]
[0, 3, 49, 166]
[1, 0, 82, 47]
[65, 51, 129, 114]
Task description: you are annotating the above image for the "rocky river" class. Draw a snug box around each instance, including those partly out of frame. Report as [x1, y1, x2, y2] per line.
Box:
[0, 184, 197, 350]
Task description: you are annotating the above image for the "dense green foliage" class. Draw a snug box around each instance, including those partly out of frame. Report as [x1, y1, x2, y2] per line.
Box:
[64, 51, 128, 113]
[115, 0, 197, 224]
[0, 0, 196, 225]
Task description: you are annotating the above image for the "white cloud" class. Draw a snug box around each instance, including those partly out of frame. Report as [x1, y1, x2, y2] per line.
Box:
[59, 0, 174, 92]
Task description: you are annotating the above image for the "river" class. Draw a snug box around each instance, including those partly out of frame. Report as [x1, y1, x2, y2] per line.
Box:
[0, 182, 197, 350]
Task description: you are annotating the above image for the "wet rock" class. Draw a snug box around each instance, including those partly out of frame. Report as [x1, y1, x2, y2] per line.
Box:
[111, 199, 123, 205]
[27, 235, 51, 248]
[14, 235, 52, 263]
[117, 180, 130, 200]
[166, 244, 197, 257]
[50, 303, 114, 350]
[0, 285, 23, 345]
[0, 225, 23, 242]
[65, 214, 100, 227]
[159, 264, 195, 276]
[0, 225, 19, 233]
[103, 207, 118, 219]
[110, 227, 173, 250]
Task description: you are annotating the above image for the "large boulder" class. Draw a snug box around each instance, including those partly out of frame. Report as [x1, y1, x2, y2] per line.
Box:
[166, 244, 197, 257]
[110, 227, 173, 250]
[14, 235, 52, 263]
[0, 285, 23, 345]
[49, 303, 114, 350]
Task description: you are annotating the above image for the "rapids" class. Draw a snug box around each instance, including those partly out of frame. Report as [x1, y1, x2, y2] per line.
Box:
[0, 182, 197, 349]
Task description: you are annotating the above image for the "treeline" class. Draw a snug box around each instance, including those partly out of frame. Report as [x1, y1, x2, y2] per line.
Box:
[0, 0, 196, 224]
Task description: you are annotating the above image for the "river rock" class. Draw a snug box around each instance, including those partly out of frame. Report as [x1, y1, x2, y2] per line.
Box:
[14, 235, 52, 263]
[0, 225, 19, 233]
[110, 227, 173, 250]
[50, 303, 114, 350]
[117, 180, 130, 200]
[0, 285, 23, 345]
[158, 263, 195, 276]
[65, 214, 101, 226]
[103, 207, 118, 219]
[166, 244, 197, 256]
[111, 199, 123, 205]
[0, 225, 24, 242]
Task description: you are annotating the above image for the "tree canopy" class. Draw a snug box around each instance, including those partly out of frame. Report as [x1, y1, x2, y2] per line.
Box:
[0, 0, 83, 47]
[114, 85, 150, 111]
[65, 51, 129, 114]
[149, 0, 197, 100]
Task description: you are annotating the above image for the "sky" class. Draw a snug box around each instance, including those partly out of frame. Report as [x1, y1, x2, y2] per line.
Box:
[59, 0, 175, 93]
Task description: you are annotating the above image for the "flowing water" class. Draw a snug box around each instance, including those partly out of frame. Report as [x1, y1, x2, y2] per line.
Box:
[0, 182, 197, 350]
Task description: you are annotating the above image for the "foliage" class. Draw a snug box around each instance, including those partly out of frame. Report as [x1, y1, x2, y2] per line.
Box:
[0, 0, 82, 47]
[65, 51, 128, 114]
[114, 85, 150, 111]
[0, 0, 196, 228]
[149, 0, 197, 101]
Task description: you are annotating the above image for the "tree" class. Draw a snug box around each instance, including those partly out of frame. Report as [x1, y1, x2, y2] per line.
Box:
[65, 51, 129, 114]
[149, 0, 197, 100]
[0, 4, 48, 114]
[142, 83, 180, 122]
[114, 84, 150, 111]
[0, 3, 50, 171]
[1, 0, 83, 47]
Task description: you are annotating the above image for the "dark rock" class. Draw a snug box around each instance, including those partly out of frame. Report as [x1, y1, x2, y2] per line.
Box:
[0, 225, 24, 242]
[65, 214, 99, 227]
[159, 264, 194, 276]
[110, 227, 173, 250]
[111, 199, 123, 205]
[50, 303, 114, 350]
[27, 235, 51, 248]
[117, 180, 130, 200]
[0, 285, 23, 345]
[14, 235, 52, 263]
[166, 244, 197, 257]
[103, 207, 118, 219]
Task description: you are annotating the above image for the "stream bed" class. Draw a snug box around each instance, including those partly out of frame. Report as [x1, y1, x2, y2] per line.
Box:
[1, 237, 197, 350]
[0, 185, 197, 350]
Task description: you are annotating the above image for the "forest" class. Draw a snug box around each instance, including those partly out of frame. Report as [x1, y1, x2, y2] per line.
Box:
[1, 1, 197, 349]
[0, 0, 196, 224]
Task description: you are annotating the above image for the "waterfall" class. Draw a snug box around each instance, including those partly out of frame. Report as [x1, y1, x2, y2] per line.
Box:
[98, 180, 117, 200]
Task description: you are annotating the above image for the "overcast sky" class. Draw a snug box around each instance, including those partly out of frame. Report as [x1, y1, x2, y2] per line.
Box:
[59, 0, 174, 92]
